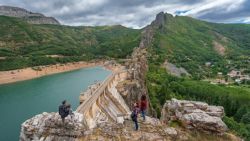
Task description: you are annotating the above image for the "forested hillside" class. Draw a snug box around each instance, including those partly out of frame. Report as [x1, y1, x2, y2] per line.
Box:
[0, 16, 140, 70]
[150, 14, 250, 79]
[146, 13, 250, 140]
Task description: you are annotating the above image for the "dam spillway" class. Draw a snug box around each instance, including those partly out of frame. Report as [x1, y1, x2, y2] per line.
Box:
[76, 70, 131, 128]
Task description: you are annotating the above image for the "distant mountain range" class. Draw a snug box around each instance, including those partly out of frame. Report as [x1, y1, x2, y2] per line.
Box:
[0, 6, 60, 25]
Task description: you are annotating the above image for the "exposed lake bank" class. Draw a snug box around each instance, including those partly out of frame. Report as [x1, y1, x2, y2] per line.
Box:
[0, 61, 107, 85]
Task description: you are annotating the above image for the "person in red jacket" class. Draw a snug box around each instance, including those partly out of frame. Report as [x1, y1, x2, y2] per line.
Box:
[140, 94, 147, 121]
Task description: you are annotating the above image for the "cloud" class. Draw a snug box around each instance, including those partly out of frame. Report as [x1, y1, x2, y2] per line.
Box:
[0, 0, 249, 28]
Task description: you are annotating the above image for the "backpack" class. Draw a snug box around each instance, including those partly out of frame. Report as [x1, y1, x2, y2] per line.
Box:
[131, 111, 137, 121]
[59, 105, 67, 117]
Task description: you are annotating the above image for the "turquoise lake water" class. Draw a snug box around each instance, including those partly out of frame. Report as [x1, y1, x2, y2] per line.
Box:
[0, 66, 111, 141]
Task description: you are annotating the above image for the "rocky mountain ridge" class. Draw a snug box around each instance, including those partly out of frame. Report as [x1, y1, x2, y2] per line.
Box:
[0, 5, 60, 24]
[118, 12, 171, 116]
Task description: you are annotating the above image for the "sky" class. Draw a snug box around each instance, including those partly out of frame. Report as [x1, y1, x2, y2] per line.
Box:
[0, 0, 250, 29]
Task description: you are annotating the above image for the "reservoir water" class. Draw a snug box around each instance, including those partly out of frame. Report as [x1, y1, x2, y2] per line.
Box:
[0, 66, 111, 141]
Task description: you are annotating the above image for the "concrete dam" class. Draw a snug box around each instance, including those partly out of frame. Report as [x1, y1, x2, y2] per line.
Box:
[76, 70, 131, 129]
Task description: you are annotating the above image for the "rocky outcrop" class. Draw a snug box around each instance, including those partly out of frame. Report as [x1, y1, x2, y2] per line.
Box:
[140, 12, 173, 48]
[0, 6, 60, 25]
[161, 98, 228, 134]
[139, 12, 166, 49]
[20, 112, 85, 141]
[20, 111, 173, 141]
[213, 41, 226, 56]
[20, 111, 240, 141]
[152, 12, 166, 27]
[163, 60, 190, 77]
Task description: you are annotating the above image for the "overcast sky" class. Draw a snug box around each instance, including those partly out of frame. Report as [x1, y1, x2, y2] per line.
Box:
[0, 0, 249, 28]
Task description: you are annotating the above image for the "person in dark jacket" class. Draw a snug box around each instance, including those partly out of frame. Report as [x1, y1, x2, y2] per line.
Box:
[140, 95, 147, 121]
[131, 102, 140, 131]
[59, 100, 69, 123]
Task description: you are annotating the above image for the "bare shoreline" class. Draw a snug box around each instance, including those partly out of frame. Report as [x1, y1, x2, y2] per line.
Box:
[0, 61, 106, 85]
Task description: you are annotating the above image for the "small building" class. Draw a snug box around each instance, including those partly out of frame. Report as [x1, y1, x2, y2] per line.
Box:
[217, 72, 223, 77]
[227, 70, 241, 78]
[235, 79, 241, 83]
[217, 72, 223, 75]
[210, 79, 229, 85]
[205, 62, 212, 67]
[240, 75, 250, 81]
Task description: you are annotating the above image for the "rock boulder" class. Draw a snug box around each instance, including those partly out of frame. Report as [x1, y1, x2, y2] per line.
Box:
[20, 112, 85, 141]
[161, 98, 228, 134]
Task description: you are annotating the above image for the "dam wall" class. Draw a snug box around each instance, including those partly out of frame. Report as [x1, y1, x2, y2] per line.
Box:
[76, 70, 131, 128]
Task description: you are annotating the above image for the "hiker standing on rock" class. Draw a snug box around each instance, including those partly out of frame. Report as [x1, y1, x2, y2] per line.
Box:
[59, 100, 69, 123]
[140, 94, 147, 121]
[131, 102, 140, 131]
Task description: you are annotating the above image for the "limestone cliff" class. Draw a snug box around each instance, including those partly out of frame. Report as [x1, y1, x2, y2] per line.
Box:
[119, 47, 150, 112]
[117, 12, 170, 116]
[117, 12, 177, 116]
[139, 12, 168, 49]
[0, 6, 60, 25]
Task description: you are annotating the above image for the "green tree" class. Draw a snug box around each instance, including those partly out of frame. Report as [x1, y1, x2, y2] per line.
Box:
[235, 106, 248, 122]
[241, 112, 250, 124]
